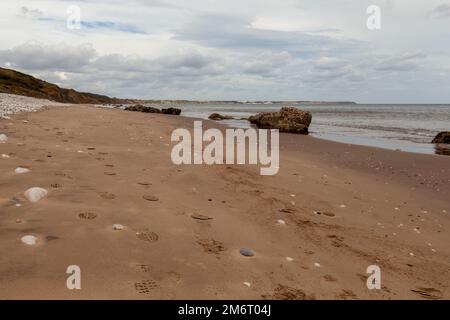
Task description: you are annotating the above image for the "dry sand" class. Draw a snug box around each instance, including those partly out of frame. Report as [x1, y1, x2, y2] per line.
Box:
[0, 105, 449, 299]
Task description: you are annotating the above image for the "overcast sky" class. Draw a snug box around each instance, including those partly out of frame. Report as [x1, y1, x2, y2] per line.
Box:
[1, 0, 449, 103]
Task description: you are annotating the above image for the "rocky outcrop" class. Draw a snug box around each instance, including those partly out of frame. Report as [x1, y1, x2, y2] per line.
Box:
[0, 67, 129, 104]
[124, 105, 161, 113]
[248, 107, 312, 134]
[124, 105, 181, 115]
[208, 113, 234, 120]
[161, 107, 181, 115]
[432, 132, 450, 144]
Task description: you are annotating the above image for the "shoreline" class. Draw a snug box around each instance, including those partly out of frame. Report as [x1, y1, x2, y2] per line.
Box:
[0, 104, 449, 299]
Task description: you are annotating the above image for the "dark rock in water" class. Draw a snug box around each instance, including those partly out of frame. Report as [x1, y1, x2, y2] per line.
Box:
[240, 247, 254, 257]
[124, 104, 161, 113]
[208, 113, 234, 121]
[432, 132, 450, 144]
[248, 107, 312, 134]
[161, 107, 181, 115]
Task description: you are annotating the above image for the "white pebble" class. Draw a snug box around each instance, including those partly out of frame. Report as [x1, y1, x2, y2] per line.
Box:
[1, 154, 10, 158]
[339, 204, 346, 208]
[113, 224, 124, 230]
[24, 187, 48, 202]
[0, 134, 8, 143]
[277, 219, 286, 225]
[409, 252, 414, 257]
[243, 282, 251, 287]
[15, 203, 22, 207]
[21, 235, 38, 245]
[15, 167, 30, 174]
[314, 262, 321, 267]
[285, 257, 294, 262]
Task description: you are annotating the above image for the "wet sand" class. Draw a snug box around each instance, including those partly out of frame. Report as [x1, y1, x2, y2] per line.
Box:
[0, 105, 449, 299]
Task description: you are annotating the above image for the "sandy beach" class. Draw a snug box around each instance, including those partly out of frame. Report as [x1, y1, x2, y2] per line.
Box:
[0, 104, 449, 300]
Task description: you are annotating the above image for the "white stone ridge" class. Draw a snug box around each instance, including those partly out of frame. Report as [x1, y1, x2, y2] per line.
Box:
[0, 93, 67, 119]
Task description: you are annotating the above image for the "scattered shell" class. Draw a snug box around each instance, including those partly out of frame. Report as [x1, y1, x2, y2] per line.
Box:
[394, 207, 400, 211]
[15, 167, 30, 174]
[24, 187, 48, 203]
[239, 248, 254, 257]
[290, 194, 296, 198]
[15, 203, 22, 207]
[21, 235, 38, 245]
[277, 219, 286, 225]
[1, 154, 10, 158]
[243, 282, 251, 287]
[314, 262, 321, 267]
[286, 257, 294, 262]
[339, 204, 346, 208]
[409, 252, 415, 257]
[0, 134, 8, 143]
[113, 224, 124, 230]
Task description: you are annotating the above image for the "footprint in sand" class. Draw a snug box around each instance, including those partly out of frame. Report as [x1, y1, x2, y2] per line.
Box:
[99, 192, 116, 200]
[197, 238, 226, 254]
[135, 264, 151, 273]
[411, 287, 443, 300]
[323, 275, 337, 282]
[262, 285, 315, 300]
[136, 230, 159, 242]
[78, 212, 98, 220]
[134, 280, 159, 294]
[143, 195, 159, 202]
[338, 289, 358, 300]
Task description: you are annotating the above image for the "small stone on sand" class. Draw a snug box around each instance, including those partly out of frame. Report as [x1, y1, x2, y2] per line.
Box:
[240, 248, 254, 257]
[277, 219, 286, 225]
[1, 154, 10, 158]
[286, 257, 294, 262]
[243, 282, 251, 287]
[0, 134, 8, 143]
[24, 187, 48, 203]
[15, 167, 30, 174]
[21, 235, 37, 245]
[314, 262, 321, 267]
[113, 224, 124, 230]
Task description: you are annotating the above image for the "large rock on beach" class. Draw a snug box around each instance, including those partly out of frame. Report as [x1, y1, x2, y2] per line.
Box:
[432, 132, 450, 144]
[208, 113, 234, 121]
[248, 107, 312, 134]
[161, 107, 181, 115]
[124, 105, 161, 113]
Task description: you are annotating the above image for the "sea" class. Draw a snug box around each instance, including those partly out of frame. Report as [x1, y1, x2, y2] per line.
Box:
[168, 103, 450, 156]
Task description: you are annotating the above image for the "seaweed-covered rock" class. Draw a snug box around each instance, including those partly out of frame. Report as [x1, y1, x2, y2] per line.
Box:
[432, 132, 450, 144]
[124, 104, 161, 113]
[248, 107, 312, 134]
[161, 107, 181, 115]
